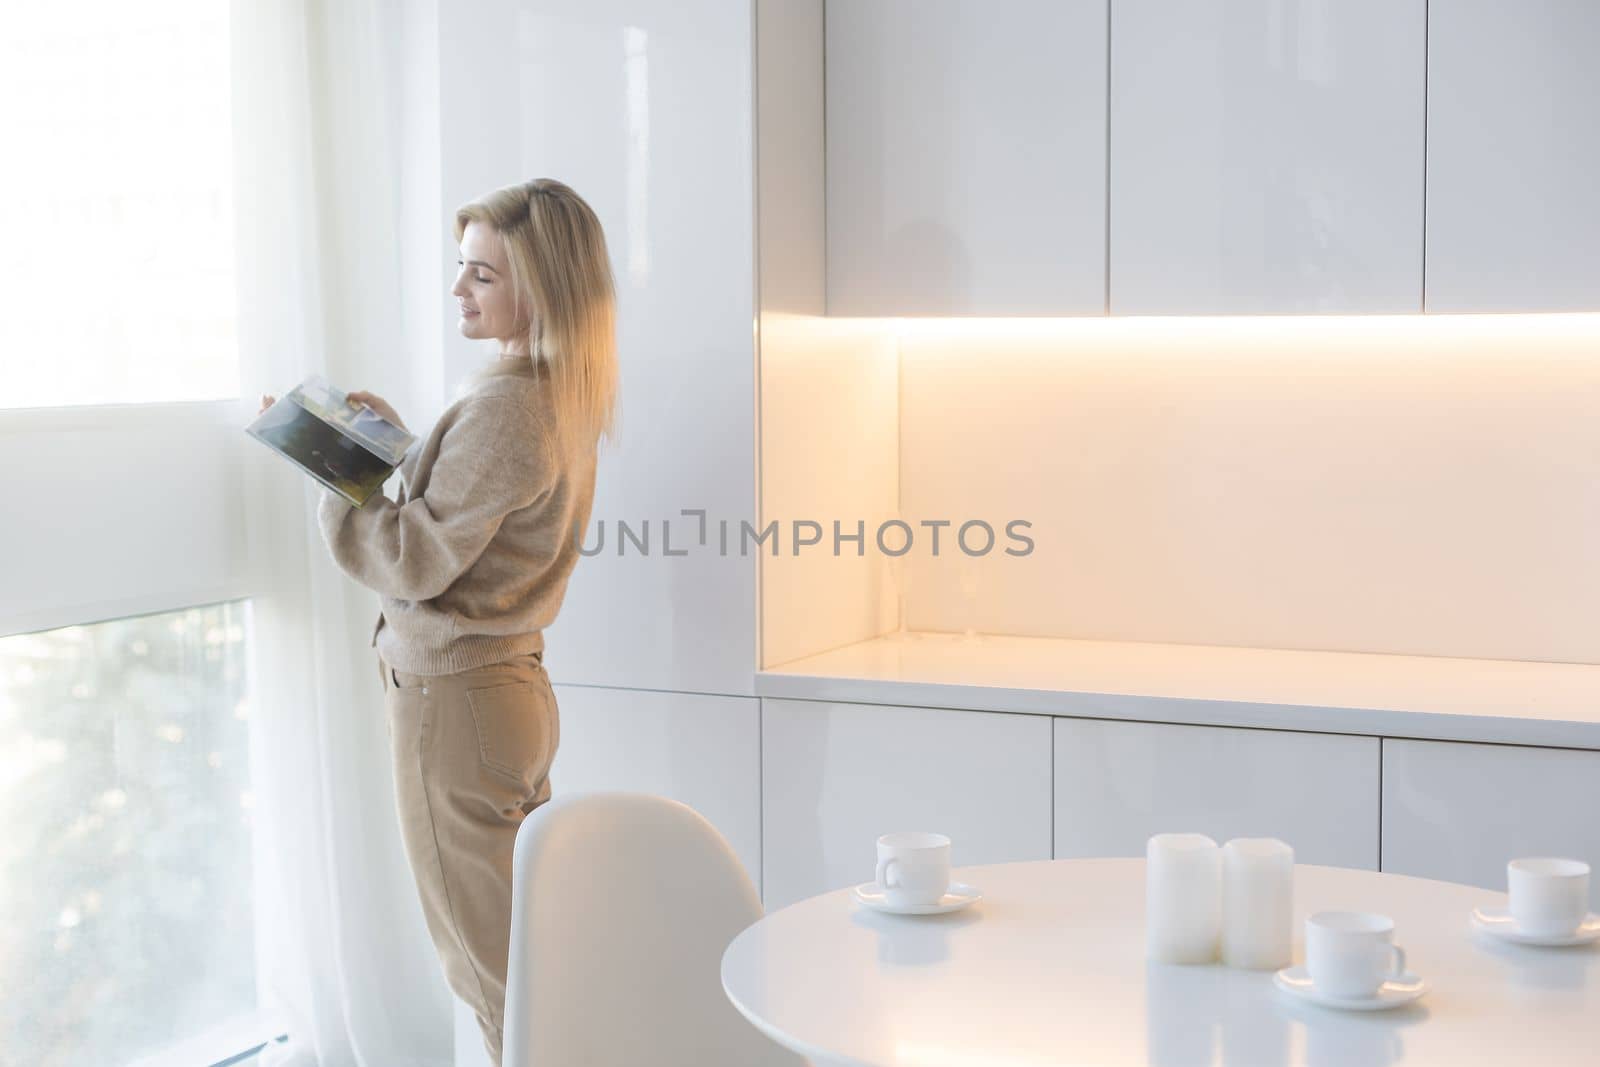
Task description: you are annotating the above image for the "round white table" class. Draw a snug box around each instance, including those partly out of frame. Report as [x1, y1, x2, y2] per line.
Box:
[721, 858, 1600, 1066]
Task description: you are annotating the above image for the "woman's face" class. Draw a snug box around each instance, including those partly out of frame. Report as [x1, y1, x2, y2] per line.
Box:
[452, 220, 527, 350]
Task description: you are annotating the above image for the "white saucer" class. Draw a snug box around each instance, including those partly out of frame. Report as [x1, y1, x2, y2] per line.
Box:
[1273, 965, 1428, 1012]
[1470, 905, 1600, 947]
[852, 881, 982, 915]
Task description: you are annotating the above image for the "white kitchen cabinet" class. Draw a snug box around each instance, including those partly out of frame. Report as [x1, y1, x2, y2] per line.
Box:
[1054, 718, 1380, 869]
[824, 0, 1107, 315]
[455, 1000, 491, 1067]
[1109, 0, 1426, 314]
[761, 697, 1053, 909]
[1382, 738, 1600, 908]
[464, 0, 757, 695]
[549, 684, 763, 893]
[1425, 0, 1600, 311]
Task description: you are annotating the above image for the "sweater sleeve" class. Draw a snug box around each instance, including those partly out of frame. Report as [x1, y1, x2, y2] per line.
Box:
[317, 396, 554, 601]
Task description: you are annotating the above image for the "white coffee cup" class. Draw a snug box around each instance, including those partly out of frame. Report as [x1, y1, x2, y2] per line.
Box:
[1305, 911, 1407, 999]
[875, 831, 951, 907]
[1508, 857, 1591, 937]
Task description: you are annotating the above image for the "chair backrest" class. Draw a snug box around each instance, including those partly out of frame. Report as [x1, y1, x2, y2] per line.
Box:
[501, 791, 809, 1067]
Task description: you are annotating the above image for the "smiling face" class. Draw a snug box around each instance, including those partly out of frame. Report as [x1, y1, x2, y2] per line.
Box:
[452, 220, 529, 354]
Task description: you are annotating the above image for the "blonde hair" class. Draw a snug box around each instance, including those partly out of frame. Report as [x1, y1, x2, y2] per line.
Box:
[454, 178, 619, 457]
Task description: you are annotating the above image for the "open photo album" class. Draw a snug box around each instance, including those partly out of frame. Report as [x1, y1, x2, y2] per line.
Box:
[246, 374, 417, 507]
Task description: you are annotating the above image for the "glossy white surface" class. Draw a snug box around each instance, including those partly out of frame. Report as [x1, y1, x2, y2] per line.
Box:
[1381, 739, 1600, 910]
[1109, 0, 1425, 313]
[722, 858, 1600, 1066]
[549, 684, 762, 894]
[760, 698, 1051, 910]
[1054, 718, 1379, 869]
[1426, 1, 1600, 311]
[503, 793, 804, 1066]
[756, 0, 824, 315]
[454, 999, 491, 1067]
[825, 0, 1106, 315]
[758, 631, 1600, 749]
[474, 0, 757, 694]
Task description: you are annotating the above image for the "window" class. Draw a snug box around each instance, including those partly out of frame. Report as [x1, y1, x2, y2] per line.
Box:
[0, 602, 257, 1064]
[0, 1, 239, 410]
[0, 7, 272, 1056]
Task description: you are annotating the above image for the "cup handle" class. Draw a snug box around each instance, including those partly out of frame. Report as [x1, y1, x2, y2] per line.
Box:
[876, 856, 901, 891]
[1383, 943, 1407, 979]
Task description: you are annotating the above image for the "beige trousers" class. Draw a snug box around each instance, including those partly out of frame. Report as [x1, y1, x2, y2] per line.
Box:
[378, 649, 560, 1067]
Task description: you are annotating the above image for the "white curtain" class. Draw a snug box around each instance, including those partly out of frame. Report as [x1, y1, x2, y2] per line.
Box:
[231, 0, 455, 1063]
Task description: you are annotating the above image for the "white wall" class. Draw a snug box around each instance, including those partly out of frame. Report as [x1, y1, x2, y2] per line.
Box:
[889, 313, 1600, 665]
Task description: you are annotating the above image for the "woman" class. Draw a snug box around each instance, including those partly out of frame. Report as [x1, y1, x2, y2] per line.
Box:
[259, 178, 617, 1065]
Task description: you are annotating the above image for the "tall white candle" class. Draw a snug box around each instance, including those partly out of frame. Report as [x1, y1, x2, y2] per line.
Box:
[1221, 837, 1294, 970]
[1146, 833, 1221, 964]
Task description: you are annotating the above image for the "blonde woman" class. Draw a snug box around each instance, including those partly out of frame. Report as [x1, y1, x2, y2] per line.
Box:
[258, 178, 617, 1065]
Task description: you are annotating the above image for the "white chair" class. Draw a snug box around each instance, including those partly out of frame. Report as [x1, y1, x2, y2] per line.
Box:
[501, 791, 808, 1067]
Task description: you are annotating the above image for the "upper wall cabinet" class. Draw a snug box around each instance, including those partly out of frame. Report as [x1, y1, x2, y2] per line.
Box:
[1109, 0, 1426, 314]
[824, 0, 1108, 316]
[1425, 1, 1600, 312]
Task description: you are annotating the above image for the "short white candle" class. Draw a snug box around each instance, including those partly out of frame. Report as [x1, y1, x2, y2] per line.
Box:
[1146, 832, 1221, 964]
[1221, 837, 1294, 970]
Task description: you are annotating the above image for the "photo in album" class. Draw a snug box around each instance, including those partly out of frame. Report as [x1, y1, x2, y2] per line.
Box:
[246, 374, 416, 506]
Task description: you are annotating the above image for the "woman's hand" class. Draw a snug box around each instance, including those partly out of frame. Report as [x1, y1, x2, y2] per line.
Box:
[258, 393, 275, 415]
[347, 390, 407, 431]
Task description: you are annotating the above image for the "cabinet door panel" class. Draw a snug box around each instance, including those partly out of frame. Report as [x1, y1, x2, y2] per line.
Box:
[1426, 0, 1600, 311]
[551, 684, 762, 893]
[1110, 0, 1425, 313]
[1383, 738, 1600, 908]
[825, 0, 1107, 315]
[762, 698, 1052, 909]
[1054, 717, 1379, 869]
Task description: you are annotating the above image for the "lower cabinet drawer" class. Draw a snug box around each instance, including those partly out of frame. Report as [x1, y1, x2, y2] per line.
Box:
[761, 698, 1053, 910]
[1382, 737, 1600, 907]
[1054, 717, 1380, 869]
[550, 684, 762, 894]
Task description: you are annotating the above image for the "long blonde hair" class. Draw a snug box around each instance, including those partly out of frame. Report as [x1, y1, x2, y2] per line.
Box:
[454, 178, 619, 458]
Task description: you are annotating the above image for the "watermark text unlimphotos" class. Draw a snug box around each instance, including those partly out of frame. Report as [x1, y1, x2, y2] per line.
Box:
[571, 511, 1035, 557]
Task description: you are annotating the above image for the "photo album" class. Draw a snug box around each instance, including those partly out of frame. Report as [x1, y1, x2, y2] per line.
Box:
[246, 374, 417, 507]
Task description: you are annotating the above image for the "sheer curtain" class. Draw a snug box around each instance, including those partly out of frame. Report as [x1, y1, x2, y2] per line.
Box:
[231, 0, 453, 1063]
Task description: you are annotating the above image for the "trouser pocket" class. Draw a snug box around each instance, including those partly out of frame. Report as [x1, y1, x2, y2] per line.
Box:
[466, 679, 555, 791]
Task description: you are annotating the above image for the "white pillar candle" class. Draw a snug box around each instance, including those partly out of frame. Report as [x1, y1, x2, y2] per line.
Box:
[1220, 837, 1294, 970]
[1146, 832, 1221, 964]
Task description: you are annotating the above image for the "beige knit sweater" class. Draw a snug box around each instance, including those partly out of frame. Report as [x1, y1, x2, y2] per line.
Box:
[317, 356, 597, 674]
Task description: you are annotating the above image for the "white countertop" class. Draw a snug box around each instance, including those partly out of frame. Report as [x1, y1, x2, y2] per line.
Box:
[755, 631, 1600, 749]
[722, 857, 1600, 1067]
